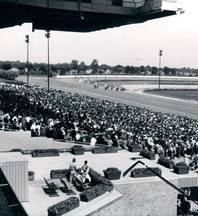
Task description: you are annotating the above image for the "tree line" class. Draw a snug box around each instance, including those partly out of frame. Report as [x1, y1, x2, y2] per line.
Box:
[0, 59, 198, 80]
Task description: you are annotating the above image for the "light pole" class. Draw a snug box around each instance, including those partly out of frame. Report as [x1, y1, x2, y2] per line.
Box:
[45, 30, 50, 91]
[158, 49, 163, 90]
[105, 71, 107, 89]
[25, 35, 30, 85]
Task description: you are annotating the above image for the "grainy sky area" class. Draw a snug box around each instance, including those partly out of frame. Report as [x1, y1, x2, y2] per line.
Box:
[0, 0, 197, 68]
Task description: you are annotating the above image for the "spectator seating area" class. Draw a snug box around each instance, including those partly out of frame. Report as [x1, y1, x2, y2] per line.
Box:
[1, 84, 198, 168]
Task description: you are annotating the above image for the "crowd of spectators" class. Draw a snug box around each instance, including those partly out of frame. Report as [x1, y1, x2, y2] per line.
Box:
[1, 84, 198, 164]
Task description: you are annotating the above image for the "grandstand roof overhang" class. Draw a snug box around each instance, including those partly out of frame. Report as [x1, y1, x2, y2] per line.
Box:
[0, 0, 177, 32]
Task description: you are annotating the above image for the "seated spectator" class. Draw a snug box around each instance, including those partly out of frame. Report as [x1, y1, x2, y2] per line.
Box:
[25, 116, 31, 130]
[70, 129, 76, 141]
[0, 112, 4, 128]
[35, 122, 41, 136]
[40, 124, 46, 137]
[58, 126, 66, 139]
[65, 131, 72, 141]
[107, 138, 113, 147]
[46, 127, 53, 138]
[3, 113, 10, 129]
[81, 160, 91, 184]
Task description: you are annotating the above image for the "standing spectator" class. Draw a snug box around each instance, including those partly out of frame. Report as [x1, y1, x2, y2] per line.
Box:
[75, 131, 81, 141]
[59, 126, 66, 139]
[181, 196, 191, 216]
[69, 158, 77, 183]
[90, 135, 97, 147]
[70, 129, 77, 141]
[3, 113, 10, 129]
[30, 122, 37, 137]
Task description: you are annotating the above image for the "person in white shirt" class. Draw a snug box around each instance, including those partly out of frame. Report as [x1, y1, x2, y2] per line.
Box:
[30, 122, 37, 131]
[81, 160, 91, 183]
[75, 132, 81, 141]
[90, 136, 97, 146]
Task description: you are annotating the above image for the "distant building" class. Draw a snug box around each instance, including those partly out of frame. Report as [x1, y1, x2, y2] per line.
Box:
[85, 69, 92, 75]
[9, 67, 19, 73]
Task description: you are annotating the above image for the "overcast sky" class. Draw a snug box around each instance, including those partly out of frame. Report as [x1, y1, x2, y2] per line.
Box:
[0, 0, 197, 68]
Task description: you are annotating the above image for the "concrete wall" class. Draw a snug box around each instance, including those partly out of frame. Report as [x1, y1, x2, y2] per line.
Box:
[0, 153, 28, 202]
[90, 179, 178, 216]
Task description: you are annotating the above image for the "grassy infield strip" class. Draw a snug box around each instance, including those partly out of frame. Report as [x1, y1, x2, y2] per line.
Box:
[145, 89, 198, 101]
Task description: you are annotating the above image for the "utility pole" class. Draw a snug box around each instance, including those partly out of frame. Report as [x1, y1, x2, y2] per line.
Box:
[25, 35, 30, 85]
[158, 49, 163, 90]
[45, 30, 50, 91]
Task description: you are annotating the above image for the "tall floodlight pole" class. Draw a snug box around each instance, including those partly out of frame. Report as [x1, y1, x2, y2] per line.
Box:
[158, 49, 163, 90]
[45, 30, 50, 92]
[25, 35, 30, 85]
[105, 71, 107, 88]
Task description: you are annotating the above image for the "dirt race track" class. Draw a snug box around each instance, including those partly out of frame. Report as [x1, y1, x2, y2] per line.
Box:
[18, 76, 198, 120]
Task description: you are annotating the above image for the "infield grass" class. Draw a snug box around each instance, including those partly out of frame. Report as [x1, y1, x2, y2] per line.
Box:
[145, 89, 198, 101]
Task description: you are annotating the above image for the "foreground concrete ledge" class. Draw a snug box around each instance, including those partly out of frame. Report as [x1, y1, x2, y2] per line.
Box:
[66, 190, 122, 216]
[22, 185, 122, 216]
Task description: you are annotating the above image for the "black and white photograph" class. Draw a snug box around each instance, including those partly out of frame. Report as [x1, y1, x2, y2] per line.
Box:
[0, 0, 198, 215]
